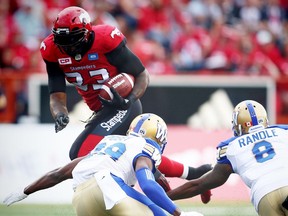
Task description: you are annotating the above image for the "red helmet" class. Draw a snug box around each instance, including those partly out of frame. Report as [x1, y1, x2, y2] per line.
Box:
[52, 6, 92, 56]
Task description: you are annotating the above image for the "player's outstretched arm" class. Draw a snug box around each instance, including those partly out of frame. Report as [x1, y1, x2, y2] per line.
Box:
[3, 157, 83, 206]
[167, 163, 232, 201]
[135, 156, 184, 216]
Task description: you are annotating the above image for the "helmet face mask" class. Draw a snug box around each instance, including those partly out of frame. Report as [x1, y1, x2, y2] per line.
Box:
[53, 28, 88, 46]
[232, 100, 269, 136]
[52, 6, 92, 57]
[127, 113, 168, 153]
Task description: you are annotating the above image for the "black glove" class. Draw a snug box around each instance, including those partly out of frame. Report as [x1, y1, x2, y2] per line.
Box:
[55, 112, 69, 133]
[99, 87, 136, 110]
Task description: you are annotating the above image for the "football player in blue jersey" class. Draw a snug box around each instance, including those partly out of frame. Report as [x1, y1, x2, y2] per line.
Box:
[167, 100, 288, 216]
[3, 113, 204, 216]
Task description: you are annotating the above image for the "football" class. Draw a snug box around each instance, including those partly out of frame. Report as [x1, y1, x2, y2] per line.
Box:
[99, 73, 135, 100]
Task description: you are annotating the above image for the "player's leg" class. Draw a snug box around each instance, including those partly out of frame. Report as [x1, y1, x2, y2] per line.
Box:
[72, 178, 108, 216]
[73, 177, 155, 216]
[69, 99, 142, 160]
[258, 186, 288, 216]
[69, 122, 103, 160]
[108, 196, 154, 216]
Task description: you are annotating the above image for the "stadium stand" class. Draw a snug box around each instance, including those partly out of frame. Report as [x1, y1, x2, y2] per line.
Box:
[0, 0, 287, 123]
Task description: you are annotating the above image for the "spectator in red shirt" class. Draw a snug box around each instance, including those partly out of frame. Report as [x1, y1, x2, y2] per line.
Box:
[137, 0, 171, 52]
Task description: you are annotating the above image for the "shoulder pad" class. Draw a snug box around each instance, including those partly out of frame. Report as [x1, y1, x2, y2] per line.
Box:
[142, 139, 162, 167]
[93, 25, 126, 53]
[216, 145, 228, 160]
[268, 124, 288, 130]
[40, 34, 60, 62]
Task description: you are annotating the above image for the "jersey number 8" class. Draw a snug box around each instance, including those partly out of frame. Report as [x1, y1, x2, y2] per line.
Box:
[252, 141, 276, 163]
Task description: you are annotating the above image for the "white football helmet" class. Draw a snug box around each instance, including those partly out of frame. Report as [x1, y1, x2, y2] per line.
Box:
[127, 113, 168, 153]
[232, 100, 269, 136]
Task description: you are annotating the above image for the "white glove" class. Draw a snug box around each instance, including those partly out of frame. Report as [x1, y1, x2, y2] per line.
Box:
[3, 190, 28, 206]
[180, 211, 204, 216]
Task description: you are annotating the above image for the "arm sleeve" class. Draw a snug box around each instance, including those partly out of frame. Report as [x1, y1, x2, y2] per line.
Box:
[136, 167, 177, 214]
[106, 40, 145, 76]
[45, 60, 66, 94]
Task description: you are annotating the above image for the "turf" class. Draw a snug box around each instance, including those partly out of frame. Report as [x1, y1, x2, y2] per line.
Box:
[0, 201, 257, 216]
[179, 201, 257, 216]
[0, 204, 76, 216]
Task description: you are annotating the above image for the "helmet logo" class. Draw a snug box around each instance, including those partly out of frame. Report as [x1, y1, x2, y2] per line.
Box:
[156, 122, 167, 144]
[110, 28, 121, 38]
[40, 41, 46, 50]
[79, 11, 91, 24]
[232, 111, 239, 127]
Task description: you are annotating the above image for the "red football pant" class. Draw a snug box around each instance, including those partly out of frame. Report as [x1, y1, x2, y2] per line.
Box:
[77, 134, 104, 157]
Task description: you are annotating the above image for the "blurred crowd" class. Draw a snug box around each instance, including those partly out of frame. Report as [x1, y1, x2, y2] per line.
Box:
[1, 0, 288, 75]
[0, 0, 288, 122]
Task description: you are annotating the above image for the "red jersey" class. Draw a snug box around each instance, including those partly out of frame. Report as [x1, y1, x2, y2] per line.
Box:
[40, 25, 126, 112]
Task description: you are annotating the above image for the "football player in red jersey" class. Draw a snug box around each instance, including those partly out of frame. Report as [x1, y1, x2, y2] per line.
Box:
[40, 6, 211, 201]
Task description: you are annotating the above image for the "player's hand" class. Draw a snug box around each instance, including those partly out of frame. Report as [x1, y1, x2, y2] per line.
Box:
[180, 211, 204, 216]
[55, 112, 69, 133]
[99, 87, 135, 110]
[3, 191, 28, 206]
[154, 170, 171, 192]
[201, 190, 212, 204]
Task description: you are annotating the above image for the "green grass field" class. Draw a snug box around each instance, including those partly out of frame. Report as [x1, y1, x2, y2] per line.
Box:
[0, 201, 257, 216]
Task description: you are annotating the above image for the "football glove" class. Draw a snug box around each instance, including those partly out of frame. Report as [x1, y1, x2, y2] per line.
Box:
[180, 211, 204, 216]
[55, 112, 69, 133]
[3, 190, 28, 206]
[99, 87, 136, 110]
[154, 169, 171, 192]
